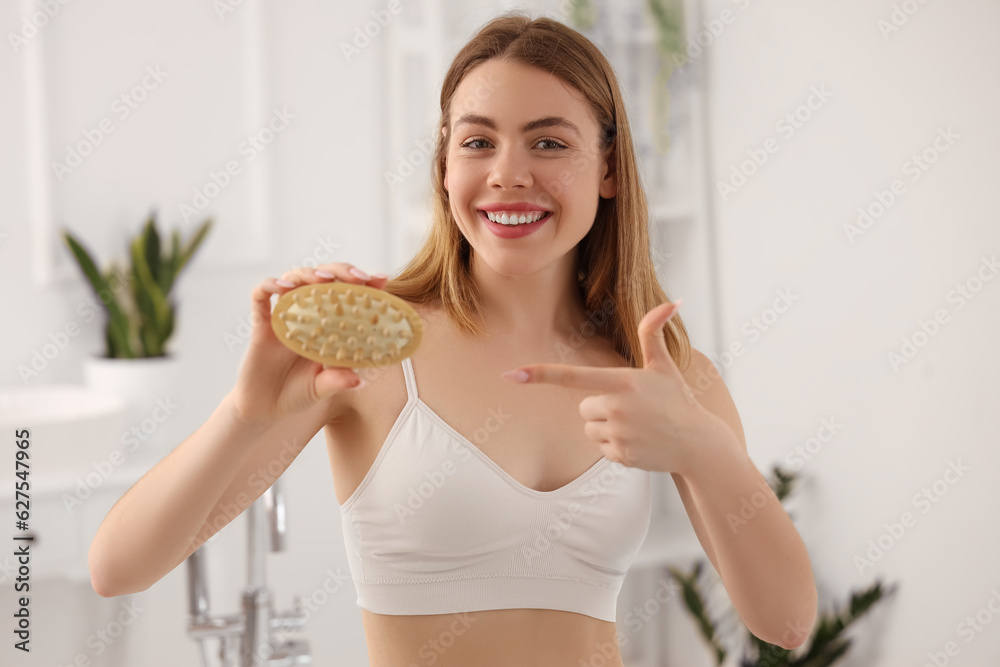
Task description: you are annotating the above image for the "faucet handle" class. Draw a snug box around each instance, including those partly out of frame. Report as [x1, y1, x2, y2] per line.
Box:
[270, 594, 309, 633]
[264, 478, 286, 552]
[185, 545, 210, 621]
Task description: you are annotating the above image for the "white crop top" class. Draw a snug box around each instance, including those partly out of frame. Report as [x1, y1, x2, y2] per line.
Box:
[339, 356, 652, 622]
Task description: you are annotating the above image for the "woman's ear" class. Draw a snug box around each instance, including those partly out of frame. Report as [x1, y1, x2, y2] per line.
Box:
[441, 125, 449, 193]
[599, 152, 617, 199]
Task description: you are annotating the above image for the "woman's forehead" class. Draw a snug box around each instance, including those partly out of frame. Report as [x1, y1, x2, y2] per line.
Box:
[451, 61, 596, 132]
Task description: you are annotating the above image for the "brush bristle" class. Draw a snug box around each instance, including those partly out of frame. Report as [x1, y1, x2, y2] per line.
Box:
[271, 282, 422, 368]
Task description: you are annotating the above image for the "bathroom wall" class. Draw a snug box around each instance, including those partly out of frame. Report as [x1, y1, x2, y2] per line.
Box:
[699, 0, 1000, 664]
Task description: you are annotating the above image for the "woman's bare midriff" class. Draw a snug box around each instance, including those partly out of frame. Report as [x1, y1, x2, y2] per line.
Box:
[360, 607, 622, 667]
[323, 300, 629, 667]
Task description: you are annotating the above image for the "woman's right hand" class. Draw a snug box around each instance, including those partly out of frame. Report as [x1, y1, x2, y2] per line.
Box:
[230, 263, 390, 427]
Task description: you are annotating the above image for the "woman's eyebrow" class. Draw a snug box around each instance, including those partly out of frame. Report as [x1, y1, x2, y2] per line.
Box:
[453, 113, 582, 139]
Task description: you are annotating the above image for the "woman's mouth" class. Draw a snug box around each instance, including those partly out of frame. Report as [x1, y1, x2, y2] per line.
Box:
[480, 210, 552, 225]
[478, 209, 552, 239]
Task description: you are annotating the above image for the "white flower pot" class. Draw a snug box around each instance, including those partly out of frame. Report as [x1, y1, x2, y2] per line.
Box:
[82, 354, 183, 467]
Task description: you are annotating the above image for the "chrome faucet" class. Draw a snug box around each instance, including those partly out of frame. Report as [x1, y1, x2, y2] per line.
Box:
[186, 478, 312, 666]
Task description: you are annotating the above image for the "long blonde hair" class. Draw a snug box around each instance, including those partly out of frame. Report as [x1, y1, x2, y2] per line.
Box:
[383, 11, 691, 371]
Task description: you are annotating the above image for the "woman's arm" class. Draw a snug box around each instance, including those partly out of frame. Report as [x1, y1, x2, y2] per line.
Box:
[677, 350, 817, 651]
[87, 391, 339, 597]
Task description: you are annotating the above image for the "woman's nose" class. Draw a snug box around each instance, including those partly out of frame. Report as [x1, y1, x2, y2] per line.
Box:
[486, 147, 533, 189]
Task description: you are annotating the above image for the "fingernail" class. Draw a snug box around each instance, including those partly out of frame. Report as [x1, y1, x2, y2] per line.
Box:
[276, 279, 295, 287]
[501, 369, 529, 382]
[372, 272, 389, 279]
[349, 267, 371, 280]
[315, 269, 336, 278]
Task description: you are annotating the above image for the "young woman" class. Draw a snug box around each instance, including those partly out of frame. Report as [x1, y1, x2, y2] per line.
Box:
[89, 12, 816, 666]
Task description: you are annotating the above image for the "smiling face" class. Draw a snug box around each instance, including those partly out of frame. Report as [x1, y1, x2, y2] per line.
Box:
[442, 58, 616, 276]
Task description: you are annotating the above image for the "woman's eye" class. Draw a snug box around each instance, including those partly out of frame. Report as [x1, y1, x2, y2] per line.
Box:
[459, 137, 491, 150]
[536, 138, 566, 150]
[457, 137, 567, 151]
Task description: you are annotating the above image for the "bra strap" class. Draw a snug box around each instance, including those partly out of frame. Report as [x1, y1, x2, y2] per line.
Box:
[401, 356, 419, 401]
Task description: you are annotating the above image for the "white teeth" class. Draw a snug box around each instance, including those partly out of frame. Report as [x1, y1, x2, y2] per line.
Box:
[485, 210, 548, 225]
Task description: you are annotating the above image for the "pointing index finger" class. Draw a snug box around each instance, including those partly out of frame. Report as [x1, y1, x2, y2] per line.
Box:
[503, 363, 630, 392]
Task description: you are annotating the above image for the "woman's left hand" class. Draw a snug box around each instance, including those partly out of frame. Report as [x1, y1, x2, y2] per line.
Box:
[500, 299, 716, 475]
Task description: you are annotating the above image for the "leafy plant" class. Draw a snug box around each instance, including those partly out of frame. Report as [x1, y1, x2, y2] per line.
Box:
[645, 0, 687, 154]
[669, 465, 897, 666]
[61, 211, 212, 358]
[568, 0, 689, 153]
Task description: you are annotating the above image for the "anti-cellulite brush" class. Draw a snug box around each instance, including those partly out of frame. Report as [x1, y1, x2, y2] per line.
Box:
[271, 282, 423, 368]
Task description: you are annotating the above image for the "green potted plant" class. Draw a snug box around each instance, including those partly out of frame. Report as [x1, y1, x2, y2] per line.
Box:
[61, 210, 211, 463]
[668, 466, 897, 666]
[62, 210, 212, 359]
